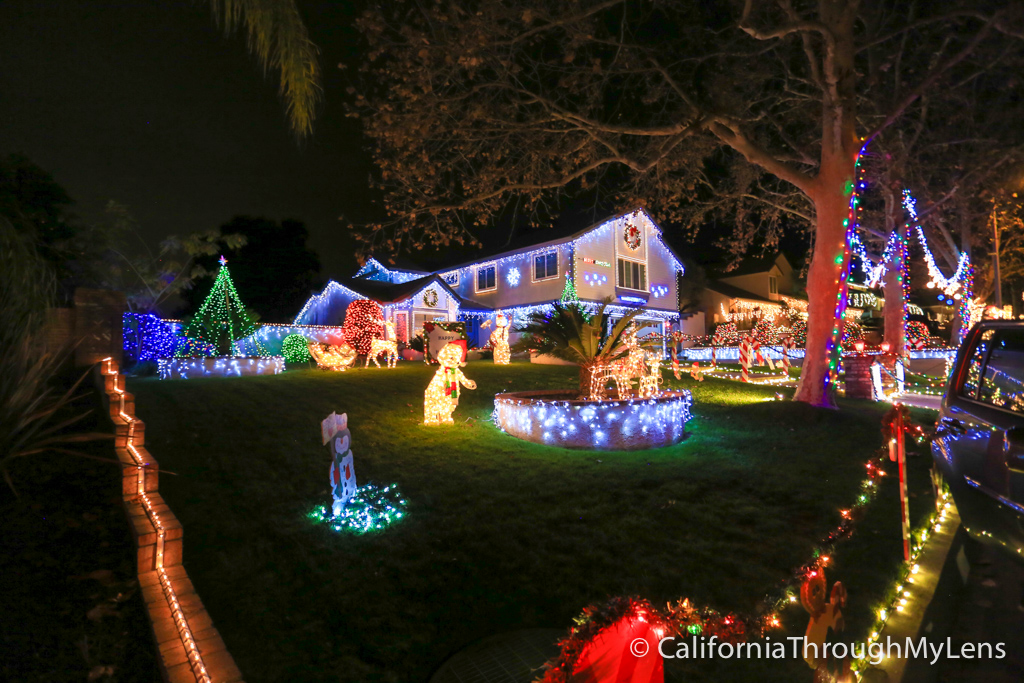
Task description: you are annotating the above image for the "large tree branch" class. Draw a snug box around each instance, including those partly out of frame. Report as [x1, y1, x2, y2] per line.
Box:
[705, 118, 816, 194]
[496, 0, 625, 46]
[857, 9, 1021, 53]
[738, 0, 837, 45]
[865, 16, 999, 141]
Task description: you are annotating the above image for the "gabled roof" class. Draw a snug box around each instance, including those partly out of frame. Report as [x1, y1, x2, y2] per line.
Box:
[706, 280, 775, 303]
[342, 274, 460, 305]
[435, 207, 686, 274]
[354, 256, 430, 282]
[720, 253, 792, 278]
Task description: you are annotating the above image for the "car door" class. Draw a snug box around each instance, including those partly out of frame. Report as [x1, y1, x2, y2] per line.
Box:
[940, 324, 1024, 554]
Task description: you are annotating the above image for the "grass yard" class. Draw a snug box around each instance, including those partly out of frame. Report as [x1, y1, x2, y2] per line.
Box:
[128, 361, 937, 683]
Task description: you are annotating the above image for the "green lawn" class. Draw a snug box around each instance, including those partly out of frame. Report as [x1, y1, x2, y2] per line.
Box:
[128, 361, 936, 683]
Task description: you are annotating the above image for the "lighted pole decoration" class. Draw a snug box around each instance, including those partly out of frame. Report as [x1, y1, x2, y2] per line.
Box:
[175, 256, 268, 358]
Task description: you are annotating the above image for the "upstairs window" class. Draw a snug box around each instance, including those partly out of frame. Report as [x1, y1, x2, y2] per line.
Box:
[534, 251, 558, 281]
[617, 259, 647, 291]
[476, 264, 497, 292]
[769, 276, 778, 294]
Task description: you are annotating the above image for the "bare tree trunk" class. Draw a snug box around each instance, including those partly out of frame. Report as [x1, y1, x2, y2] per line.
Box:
[881, 186, 906, 357]
[792, 1, 859, 408]
[882, 246, 906, 356]
[794, 166, 856, 407]
[949, 216, 975, 343]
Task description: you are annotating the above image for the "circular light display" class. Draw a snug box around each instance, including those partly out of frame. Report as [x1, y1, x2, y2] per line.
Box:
[424, 289, 439, 307]
[506, 267, 521, 287]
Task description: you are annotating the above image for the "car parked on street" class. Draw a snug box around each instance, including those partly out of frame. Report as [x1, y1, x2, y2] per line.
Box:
[933, 321, 1024, 563]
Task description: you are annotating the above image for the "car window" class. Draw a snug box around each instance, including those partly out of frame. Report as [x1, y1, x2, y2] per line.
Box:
[978, 330, 1024, 412]
[961, 328, 995, 400]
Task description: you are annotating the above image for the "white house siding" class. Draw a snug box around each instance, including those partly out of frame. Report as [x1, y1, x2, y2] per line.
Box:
[292, 281, 365, 326]
[397, 282, 458, 339]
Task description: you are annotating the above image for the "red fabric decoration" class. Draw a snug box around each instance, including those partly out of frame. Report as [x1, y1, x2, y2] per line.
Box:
[569, 617, 664, 683]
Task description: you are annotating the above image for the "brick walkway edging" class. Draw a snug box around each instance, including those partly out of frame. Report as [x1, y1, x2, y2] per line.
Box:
[96, 358, 245, 683]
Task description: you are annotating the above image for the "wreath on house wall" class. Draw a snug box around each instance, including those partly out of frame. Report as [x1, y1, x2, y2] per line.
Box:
[423, 289, 439, 308]
[623, 222, 642, 251]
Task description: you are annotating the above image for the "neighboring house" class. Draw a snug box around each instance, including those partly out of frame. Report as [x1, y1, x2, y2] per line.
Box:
[294, 208, 687, 350]
[700, 254, 807, 333]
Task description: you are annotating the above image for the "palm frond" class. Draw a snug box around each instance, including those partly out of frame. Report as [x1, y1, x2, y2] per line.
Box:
[207, 0, 322, 138]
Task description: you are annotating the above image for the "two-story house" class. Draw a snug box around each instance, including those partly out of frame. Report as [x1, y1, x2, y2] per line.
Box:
[293, 208, 687, 351]
[700, 254, 807, 333]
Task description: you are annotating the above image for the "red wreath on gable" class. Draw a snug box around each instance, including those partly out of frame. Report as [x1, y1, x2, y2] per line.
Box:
[624, 223, 642, 250]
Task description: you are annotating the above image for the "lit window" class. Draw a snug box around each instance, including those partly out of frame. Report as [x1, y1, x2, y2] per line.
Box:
[476, 264, 496, 292]
[534, 251, 558, 280]
[616, 259, 647, 291]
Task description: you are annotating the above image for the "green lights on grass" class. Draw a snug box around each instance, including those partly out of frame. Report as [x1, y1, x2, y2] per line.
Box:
[309, 483, 407, 534]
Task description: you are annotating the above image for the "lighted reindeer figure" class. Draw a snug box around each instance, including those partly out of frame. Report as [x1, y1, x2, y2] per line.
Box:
[424, 343, 477, 425]
[637, 350, 664, 398]
[590, 326, 650, 399]
[365, 320, 399, 368]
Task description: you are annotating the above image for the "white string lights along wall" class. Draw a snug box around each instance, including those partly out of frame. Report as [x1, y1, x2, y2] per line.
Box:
[102, 359, 213, 683]
[493, 391, 694, 450]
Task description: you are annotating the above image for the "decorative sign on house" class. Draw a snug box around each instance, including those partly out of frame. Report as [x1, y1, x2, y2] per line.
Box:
[424, 321, 468, 363]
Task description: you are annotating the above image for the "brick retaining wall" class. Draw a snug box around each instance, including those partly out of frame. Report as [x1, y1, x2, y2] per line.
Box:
[96, 358, 244, 683]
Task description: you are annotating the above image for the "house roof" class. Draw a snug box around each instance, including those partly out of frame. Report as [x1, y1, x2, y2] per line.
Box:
[359, 255, 431, 276]
[434, 207, 687, 274]
[718, 253, 791, 278]
[341, 274, 460, 305]
[706, 280, 775, 303]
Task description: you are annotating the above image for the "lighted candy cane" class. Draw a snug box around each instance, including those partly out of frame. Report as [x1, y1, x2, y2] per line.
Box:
[711, 346, 717, 368]
[739, 335, 753, 382]
[780, 336, 794, 370]
[752, 337, 764, 366]
[886, 404, 912, 562]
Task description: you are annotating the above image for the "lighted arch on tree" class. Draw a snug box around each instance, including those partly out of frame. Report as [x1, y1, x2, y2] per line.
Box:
[342, 300, 386, 356]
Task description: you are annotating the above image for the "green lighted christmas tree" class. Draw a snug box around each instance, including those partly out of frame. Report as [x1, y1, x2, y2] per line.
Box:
[176, 256, 268, 357]
[560, 271, 578, 303]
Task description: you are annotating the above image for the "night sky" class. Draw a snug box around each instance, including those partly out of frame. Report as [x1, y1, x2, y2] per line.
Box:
[0, 0, 372, 278]
[0, 1, 803, 285]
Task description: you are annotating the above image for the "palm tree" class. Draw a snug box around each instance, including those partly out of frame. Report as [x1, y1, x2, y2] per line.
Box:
[511, 301, 651, 398]
[208, 0, 322, 138]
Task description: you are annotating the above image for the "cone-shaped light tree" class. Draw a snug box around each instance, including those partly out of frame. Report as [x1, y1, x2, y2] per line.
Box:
[177, 256, 268, 357]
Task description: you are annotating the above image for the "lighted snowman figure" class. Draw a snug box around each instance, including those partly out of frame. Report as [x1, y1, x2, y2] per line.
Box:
[424, 343, 477, 425]
[489, 312, 511, 365]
